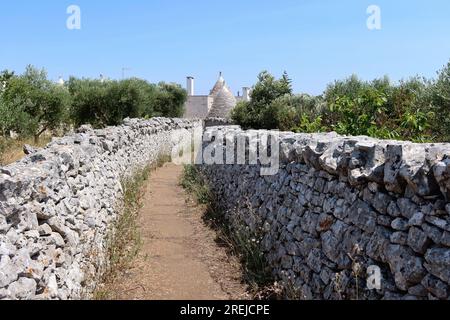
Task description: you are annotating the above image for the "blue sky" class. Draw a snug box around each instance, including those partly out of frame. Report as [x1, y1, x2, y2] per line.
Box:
[1, 0, 450, 95]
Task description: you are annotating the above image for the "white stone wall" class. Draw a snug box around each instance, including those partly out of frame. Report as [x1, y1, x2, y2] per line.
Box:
[199, 126, 450, 300]
[0, 118, 202, 300]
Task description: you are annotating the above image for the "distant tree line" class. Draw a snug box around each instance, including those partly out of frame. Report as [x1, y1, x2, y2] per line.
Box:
[0, 65, 187, 142]
[232, 61, 450, 143]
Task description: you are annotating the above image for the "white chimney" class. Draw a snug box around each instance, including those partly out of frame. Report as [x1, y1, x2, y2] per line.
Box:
[187, 76, 195, 96]
[243, 87, 251, 102]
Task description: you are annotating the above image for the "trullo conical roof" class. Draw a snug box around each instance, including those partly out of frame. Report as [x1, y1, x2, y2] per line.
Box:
[210, 72, 230, 97]
[208, 85, 237, 119]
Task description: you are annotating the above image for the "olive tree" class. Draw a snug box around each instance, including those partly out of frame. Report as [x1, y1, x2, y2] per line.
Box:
[1, 66, 71, 141]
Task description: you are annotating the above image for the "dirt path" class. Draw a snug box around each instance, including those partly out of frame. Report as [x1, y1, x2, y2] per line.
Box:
[109, 163, 249, 300]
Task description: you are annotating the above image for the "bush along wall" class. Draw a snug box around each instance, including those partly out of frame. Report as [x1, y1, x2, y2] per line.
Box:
[232, 62, 450, 143]
[0, 118, 202, 300]
[198, 126, 450, 300]
[0, 66, 188, 145]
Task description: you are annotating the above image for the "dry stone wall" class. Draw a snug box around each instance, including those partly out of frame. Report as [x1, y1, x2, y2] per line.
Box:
[204, 117, 235, 128]
[199, 126, 450, 300]
[0, 118, 202, 300]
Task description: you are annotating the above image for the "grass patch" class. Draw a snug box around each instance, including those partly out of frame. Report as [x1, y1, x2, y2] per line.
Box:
[180, 164, 212, 205]
[0, 135, 52, 166]
[93, 153, 171, 300]
[180, 165, 278, 299]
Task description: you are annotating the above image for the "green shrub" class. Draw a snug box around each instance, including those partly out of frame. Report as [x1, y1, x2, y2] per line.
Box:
[152, 82, 187, 118]
[180, 164, 211, 205]
[268, 94, 325, 132]
[233, 65, 449, 142]
[432, 62, 450, 141]
[391, 78, 435, 141]
[293, 114, 325, 133]
[1, 65, 189, 147]
[0, 66, 71, 140]
[231, 71, 293, 130]
[0, 96, 32, 137]
[232, 71, 327, 133]
[323, 76, 437, 140]
[68, 78, 186, 128]
[68, 78, 149, 128]
[328, 86, 388, 137]
[324, 74, 370, 103]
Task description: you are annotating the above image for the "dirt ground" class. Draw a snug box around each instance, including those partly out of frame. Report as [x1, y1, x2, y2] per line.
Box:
[107, 163, 250, 300]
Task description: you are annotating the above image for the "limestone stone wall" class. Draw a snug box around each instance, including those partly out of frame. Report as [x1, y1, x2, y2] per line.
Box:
[199, 126, 450, 300]
[204, 117, 235, 127]
[0, 118, 202, 300]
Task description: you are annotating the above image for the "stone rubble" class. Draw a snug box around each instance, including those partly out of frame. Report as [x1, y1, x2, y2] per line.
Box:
[199, 126, 450, 300]
[0, 118, 202, 300]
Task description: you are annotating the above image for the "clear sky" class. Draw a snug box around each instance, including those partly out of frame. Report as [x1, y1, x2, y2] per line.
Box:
[1, 0, 450, 95]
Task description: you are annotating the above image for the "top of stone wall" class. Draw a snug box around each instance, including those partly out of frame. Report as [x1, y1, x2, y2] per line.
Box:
[206, 126, 450, 201]
[0, 118, 201, 203]
[1, 118, 199, 172]
[204, 117, 235, 127]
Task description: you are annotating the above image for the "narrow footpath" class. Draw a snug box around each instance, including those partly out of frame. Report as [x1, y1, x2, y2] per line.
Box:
[109, 163, 249, 300]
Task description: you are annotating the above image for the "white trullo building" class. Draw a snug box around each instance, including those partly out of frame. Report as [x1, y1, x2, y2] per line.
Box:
[183, 73, 251, 119]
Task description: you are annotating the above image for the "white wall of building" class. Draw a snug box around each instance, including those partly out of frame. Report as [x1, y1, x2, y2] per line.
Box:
[184, 96, 214, 119]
